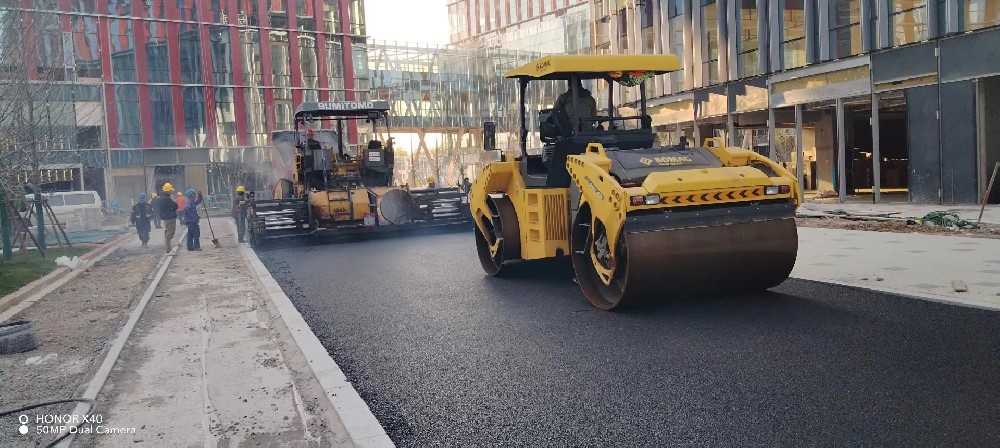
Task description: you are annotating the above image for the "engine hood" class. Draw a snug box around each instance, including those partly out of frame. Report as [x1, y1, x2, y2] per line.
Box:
[606, 146, 724, 184]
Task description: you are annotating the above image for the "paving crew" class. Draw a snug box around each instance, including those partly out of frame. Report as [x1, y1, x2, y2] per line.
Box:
[182, 188, 204, 251]
[130, 193, 153, 248]
[150, 192, 162, 229]
[232, 185, 248, 243]
[157, 183, 179, 253]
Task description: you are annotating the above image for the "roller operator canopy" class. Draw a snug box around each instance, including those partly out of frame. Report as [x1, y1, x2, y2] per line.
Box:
[503, 54, 681, 82]
[295, 100, 391, 119]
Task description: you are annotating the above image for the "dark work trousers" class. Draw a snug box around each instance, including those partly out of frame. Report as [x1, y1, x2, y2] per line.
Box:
[186, 222, 201, 250]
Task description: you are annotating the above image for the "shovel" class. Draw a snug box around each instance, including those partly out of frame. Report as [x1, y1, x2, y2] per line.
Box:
[201, 199, 222, 248]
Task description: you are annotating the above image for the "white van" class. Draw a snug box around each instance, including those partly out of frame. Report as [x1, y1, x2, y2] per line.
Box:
[23, 191, 104, 232]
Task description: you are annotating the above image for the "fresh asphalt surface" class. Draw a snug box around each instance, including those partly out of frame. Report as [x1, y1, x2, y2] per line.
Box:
[259, 229, 1000, 446]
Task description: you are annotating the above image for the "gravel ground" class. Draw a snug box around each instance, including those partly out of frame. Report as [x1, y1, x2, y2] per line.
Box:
[260, 231, 1000, 447]
[796, 216, 1000, 239]
[0, 237, 160, 447]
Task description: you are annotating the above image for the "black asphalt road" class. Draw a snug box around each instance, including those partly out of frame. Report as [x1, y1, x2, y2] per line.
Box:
[259, 231, 1000, 447]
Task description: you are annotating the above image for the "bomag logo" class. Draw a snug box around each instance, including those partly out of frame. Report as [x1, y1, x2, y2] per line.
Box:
[584, 177, 604, 200]
[535, 60, 552, 72]
[642, 156, 694, 166]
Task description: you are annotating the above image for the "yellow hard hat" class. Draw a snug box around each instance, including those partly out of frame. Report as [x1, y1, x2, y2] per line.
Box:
[162, 182, 174, 192]
[236, 185, 246, 193]
[427, 176, 435, 183]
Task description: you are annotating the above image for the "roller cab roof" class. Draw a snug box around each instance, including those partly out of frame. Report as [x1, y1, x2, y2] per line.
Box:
[295, 100, 391, 118]
[504, 54, 681, 81]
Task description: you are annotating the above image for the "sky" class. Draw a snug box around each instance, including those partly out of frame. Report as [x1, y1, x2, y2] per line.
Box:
[365, 0, 451, 46]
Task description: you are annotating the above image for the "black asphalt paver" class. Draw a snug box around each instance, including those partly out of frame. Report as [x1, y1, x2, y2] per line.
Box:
[259, 231, 1000, 447]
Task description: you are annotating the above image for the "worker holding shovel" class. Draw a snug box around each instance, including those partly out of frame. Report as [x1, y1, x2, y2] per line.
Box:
[182, 189, 204, 251]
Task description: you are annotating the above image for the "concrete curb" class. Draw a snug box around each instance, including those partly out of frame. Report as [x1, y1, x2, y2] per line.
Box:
[56, 228, 188, 448]
[0, 234, 128, 322]
[792, 276, 1000, 312]
[234, 222, 394, 447]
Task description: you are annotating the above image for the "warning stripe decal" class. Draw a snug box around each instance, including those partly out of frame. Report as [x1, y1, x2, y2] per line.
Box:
[659, 187, 765, 206]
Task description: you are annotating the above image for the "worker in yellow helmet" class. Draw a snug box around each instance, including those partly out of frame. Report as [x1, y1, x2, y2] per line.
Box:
[427, 176, 437, 189]
[232, 185, 248, 243]
[156, 182, 179, 252]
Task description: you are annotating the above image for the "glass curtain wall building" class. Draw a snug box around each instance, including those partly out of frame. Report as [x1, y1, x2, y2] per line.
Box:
[0, 0, 369, 207]
[367, 40, 541, 188]
[593, 0, 1000, 205]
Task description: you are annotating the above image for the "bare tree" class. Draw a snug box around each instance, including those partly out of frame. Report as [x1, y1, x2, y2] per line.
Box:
[0, 8, 98, 201]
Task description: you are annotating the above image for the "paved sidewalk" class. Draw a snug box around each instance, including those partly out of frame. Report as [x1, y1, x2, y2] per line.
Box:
[793, 227, 1000, 310]
[800, 202, 1000, 225]
[83, 221, 351, 447]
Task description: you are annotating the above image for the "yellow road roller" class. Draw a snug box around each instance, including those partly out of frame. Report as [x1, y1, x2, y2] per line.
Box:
[470, 54, 801, 310]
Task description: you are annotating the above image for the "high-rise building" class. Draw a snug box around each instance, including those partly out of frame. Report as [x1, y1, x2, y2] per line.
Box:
[593, 0, 1000, 204]
[448, 0, 592, 54]
[0, 0, 371, 207]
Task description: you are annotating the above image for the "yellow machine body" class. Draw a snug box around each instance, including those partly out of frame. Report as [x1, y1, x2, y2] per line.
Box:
[470, 138, 799, 266]
[470, 51, 801, 310]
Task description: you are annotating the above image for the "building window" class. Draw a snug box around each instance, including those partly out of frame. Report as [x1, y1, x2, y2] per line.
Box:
[149, 86, 175, 147]
[245, 87, 268, 145]
[108, 0, 131, 15]
[72, 0, 98, 13]
[210, 26, 233, 85]
[183, 87, 206, 146]
[352, 43, 369, 87]
[890, 0, 928, 46]
[34, 13, 66, 81]
[642, 0, 656, 53]
[210, 0, 228, 23]
[519, 0, 529, 21]
[237, 0, 258, 26]
[738, 0, 759, 78]
[108, 19, 136, 82]
[594, 0, 609, 47]
[71, 16, 102, 80]
[241, 29, 263, 86]
[963, 0, 1000, 31]
[532, 0, 541, 17]
[138, 0, 167, 18]
[327, 40, 344, 78]
[831, 0, 862, 59]
[298, 0, 316, 30]
[178, 23, 202, 84]
[299, 34, 319, 90]
[702, 0, 720, 85]
[178, 0, 199, 22]
[275, 101, 293, 130]
[215, 87, 236, 146]
[115, 84, 142, 148]
[618, 8, 628, 38]
[269, 31, 292, 100]
[145, 21, 170, 83]
[780, 0, 807, 70]
[668, 0, 684, 91]
[269, 0, 288, 28]
[323, 0, 341, 33]
[349, 0, 365, 35]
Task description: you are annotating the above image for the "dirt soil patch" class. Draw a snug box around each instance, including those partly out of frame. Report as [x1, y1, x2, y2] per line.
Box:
[796, 216, 1000, 239]
[0, 240, 159, 447]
